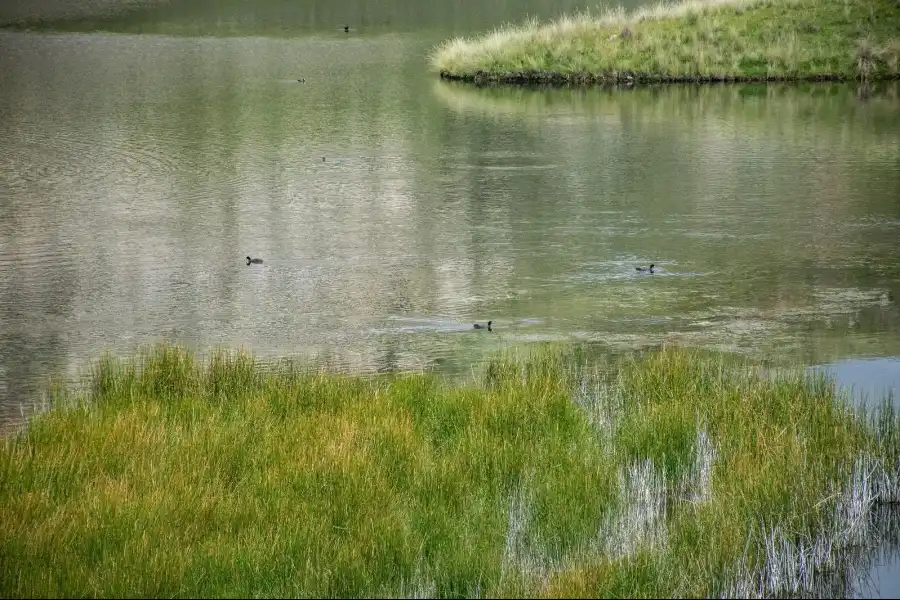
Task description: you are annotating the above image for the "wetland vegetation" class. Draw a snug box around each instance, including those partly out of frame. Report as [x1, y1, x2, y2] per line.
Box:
[1, 344, 898, 597]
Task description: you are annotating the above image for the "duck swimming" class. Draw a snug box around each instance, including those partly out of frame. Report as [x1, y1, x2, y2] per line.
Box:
[636, 263, 654, 273]
[474, 320, 492, 331]
[246, 256, 263, 265]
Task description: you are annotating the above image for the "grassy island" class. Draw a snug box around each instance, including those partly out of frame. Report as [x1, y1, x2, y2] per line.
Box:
[431, 0, 900, 85]
[1, 344, 899, 597]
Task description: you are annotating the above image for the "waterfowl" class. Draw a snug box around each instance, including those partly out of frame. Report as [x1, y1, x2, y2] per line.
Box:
[344, 25, 350, 32]
[246, 256, 263, 265]
[474, 320, 492, 331]
[636, 263, 655, 273]
[297, 78, 306, 83]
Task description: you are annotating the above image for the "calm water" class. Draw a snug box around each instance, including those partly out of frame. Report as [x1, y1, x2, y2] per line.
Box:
[1, 25, 900, 431]
[1, 0, 900, 596]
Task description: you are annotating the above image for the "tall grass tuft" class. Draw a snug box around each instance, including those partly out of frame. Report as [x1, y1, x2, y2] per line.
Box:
[1, 343, 898, 597]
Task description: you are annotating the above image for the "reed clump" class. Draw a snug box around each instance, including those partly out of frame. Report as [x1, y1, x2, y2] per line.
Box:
[431, 0, 900, 85]
[1, 343, 897, 597]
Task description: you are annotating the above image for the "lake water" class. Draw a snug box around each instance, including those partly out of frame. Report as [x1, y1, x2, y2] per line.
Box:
[1, 1, 899, 594]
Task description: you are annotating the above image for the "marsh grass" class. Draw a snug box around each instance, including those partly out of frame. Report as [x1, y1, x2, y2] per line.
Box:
[1, 343, 898, 597]
[431, 0, 900, 84]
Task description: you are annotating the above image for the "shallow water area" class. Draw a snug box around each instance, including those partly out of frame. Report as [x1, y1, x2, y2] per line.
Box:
[806, 358, 900, 598]
[813, 357, 900, 409]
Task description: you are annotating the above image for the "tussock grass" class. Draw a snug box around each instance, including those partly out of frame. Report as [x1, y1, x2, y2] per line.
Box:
[1, 343, 898, 597]
[431, 0, 900, 84]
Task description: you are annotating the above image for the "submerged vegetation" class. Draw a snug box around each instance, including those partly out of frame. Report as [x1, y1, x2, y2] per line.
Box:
[432, 0, 900, 85]
[1, 344, 898, 597]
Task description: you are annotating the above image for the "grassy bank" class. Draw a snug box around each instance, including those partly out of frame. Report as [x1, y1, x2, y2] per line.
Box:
[1, 344, 898, 597]
[431, 0, 900, 85]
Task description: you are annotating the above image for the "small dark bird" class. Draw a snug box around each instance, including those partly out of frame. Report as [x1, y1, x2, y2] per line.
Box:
[344, 25, 350, 33]
[297, 78, 306, 83]
[636, 263, 655, 273]
[246, 256, 263, 265]
[474, 320, 492, 331]
[322, 156, 326, 161]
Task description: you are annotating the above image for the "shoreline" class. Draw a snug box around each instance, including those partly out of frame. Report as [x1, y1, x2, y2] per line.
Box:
[438, 69, 899, 87]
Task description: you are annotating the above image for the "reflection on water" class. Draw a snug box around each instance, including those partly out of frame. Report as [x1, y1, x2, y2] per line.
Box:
[1, 31, 899, 435]
[816, 505, 900, 600]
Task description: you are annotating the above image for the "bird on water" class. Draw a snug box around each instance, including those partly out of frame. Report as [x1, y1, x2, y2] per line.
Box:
[474, 320, 492, 331]
[247, 256, 263, 265]
[636, 263, 654, 273]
